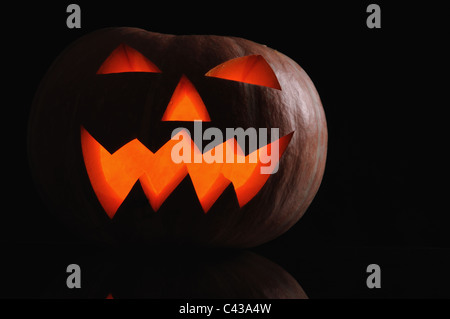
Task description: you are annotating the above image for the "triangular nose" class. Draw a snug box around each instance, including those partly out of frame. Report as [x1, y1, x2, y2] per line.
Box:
[161, 75, 211, 122]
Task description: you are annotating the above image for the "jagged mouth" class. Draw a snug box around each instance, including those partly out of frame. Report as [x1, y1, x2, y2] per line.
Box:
[81, 126, 293, 218]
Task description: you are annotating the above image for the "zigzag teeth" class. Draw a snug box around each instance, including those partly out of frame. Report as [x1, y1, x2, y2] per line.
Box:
[81, 126, 292, 218]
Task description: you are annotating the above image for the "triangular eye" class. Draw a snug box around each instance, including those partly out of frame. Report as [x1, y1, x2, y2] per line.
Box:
[97, 44, 162, 74]
[205, 55, 281, 90]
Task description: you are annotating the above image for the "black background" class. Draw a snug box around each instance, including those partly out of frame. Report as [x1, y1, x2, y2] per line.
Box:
[2, 1, 448, 300]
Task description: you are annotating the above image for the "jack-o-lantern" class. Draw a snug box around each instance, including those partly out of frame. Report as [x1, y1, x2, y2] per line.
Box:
[28, 27, 327, 247]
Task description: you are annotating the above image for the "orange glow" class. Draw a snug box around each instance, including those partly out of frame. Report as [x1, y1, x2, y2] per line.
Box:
[138, 131, 190, 212]
[161, 75, 211, 122]
[205, 55, 281, 90]
[81, 126, 292, 218]
[96, 44, 161, 74]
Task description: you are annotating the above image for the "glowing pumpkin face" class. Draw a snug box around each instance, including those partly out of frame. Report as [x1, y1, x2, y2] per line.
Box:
[28, 27, 327, 247]
[82, 44, 293, 218]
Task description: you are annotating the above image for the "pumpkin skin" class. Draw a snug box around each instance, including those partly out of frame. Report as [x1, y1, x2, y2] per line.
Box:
[28, 27, 327, 247]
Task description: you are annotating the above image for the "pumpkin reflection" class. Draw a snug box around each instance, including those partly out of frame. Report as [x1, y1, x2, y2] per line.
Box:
[44, 249, 307, 299]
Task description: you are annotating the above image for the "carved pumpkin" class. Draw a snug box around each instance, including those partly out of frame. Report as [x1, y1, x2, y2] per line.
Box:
[28, 27, 327, 247]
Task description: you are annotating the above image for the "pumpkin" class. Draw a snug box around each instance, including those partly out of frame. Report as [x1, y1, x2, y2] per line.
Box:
[28, 27, 327, 247]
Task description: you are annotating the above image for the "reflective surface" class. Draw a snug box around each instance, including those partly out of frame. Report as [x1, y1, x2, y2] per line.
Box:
[1, 242, 449, 299]
[42, 247, 307, 299]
